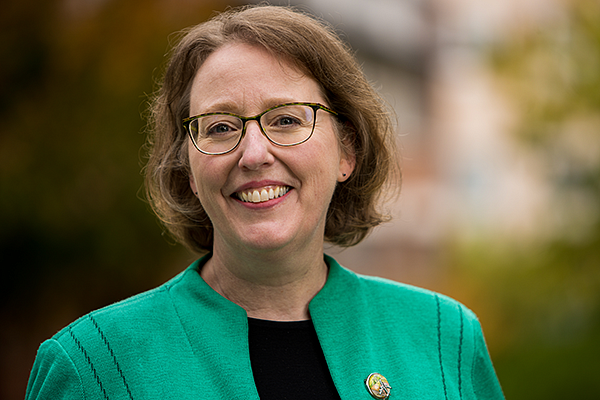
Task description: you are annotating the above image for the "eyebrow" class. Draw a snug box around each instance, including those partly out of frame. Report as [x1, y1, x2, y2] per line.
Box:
[195, 98, 302, 116]
[198, 101, 241, 115]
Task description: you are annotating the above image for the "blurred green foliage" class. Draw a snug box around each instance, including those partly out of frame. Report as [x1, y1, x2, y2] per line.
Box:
[455, 0, 600, 398]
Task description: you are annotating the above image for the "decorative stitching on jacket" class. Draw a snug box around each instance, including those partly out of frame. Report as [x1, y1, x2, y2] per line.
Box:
[68, 326, 110, 400]
[436, 294, 449, 400]
[89, 315, 135, 400]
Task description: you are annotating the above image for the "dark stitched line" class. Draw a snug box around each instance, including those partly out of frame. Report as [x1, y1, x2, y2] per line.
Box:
[458, 305, 464, 399]
[436, 294, 449, 400]
[69, 326, 110, 400]
[89, 315, 135, 400]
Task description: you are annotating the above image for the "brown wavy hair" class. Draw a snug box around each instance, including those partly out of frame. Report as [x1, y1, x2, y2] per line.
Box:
[144, 4, 401, 253]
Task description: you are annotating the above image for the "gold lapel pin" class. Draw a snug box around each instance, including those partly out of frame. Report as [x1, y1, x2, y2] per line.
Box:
[365, 372, 392, 399]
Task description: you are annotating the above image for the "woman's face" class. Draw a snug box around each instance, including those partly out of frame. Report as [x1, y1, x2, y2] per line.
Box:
[188, 42, 354, 255]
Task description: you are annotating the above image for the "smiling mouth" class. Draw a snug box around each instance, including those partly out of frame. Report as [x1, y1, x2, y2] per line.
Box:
[235, 185, 291, 203]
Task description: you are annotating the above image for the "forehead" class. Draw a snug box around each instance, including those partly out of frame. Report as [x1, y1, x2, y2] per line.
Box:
[189, 42, 324, 115]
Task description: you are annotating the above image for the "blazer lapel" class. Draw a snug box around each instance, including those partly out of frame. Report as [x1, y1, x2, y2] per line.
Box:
[310, 256, 387, 399]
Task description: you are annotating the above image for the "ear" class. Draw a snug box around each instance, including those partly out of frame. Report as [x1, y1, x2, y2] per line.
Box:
[337, 147, 356, 182]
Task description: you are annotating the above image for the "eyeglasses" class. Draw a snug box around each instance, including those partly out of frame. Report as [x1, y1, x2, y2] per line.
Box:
[183, 102, 338, 155]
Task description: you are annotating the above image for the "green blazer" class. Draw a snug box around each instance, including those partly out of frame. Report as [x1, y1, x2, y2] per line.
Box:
[26, 255, 504, 399]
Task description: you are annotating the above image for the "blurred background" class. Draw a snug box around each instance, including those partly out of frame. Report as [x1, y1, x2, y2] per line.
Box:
[1, 0, 599, 398]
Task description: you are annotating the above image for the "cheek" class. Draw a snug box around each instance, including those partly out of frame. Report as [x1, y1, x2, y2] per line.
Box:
[297, 143, 342, 190]
[188, 155, 221, 197]
[316, 134, 344, 173]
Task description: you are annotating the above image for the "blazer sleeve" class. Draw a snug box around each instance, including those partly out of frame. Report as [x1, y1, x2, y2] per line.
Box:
[26, 339, 85, 400]
[471, 319, 505, 399]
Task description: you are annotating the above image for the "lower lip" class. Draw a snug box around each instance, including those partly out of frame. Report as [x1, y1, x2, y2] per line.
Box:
[234, 189, 292, 209]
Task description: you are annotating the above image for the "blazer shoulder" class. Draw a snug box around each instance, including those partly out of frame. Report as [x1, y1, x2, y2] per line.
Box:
[353, 270, 479, 326]
[52, 268, 189, 344]
[325, 256, 479, 326]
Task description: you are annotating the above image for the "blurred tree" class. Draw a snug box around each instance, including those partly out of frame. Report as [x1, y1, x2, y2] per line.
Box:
[0, 0, 239, 398]
[450, 0, 600, 398]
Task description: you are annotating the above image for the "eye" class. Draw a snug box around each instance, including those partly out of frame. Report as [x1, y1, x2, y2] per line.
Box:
[207, 123, 235, 135]
[264, 105, 313, 131]
[199, 115, 242, 138]
[274, 115, 302, 127]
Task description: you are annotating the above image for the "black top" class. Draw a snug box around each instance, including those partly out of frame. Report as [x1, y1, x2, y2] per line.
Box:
[248, 318, 341, 400]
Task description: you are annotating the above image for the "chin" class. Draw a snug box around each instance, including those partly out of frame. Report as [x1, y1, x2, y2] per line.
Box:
[240, 235, 294, 253]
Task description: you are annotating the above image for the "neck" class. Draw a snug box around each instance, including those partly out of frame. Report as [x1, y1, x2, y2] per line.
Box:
[201, 243, 327, 321]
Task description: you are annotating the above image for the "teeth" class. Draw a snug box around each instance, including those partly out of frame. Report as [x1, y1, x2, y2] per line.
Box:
[236, 186, 290, 203]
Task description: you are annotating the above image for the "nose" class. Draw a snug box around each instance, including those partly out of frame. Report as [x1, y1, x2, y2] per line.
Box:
[237, 120, 275, 170]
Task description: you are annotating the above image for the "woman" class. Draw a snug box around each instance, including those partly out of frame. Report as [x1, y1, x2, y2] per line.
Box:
[26, 5, 504, 399]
